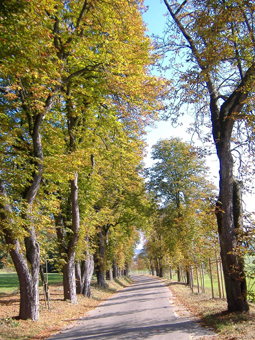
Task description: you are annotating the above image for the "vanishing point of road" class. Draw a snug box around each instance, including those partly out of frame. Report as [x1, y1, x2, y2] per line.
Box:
[48, 275, 215, 340]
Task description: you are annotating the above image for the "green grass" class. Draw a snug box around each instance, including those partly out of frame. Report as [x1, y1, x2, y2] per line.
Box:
[0, 270, 63, 294]
[0, 272, 19, 294]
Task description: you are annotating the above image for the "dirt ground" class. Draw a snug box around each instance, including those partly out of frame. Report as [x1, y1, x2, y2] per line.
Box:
[0, 278, 132, 340]
[1, 276, 255, 340]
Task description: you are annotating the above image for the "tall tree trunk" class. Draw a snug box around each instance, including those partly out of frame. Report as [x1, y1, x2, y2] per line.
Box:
[75, 261, 83, 294]
[216, 129, 249, 312]
[76, 253, 94, 297]
[150, 260, 155, 276]
[95, 229, 105, 288]
[1, 202, 40, 322]
[6, 233, 40, 320]
[112, 258, 117, 279]
[177, 267, 180, 282]
[124, 262, 129, 276]
[233, 180, 248, 305]
[186, 267, 190, 285]
[63, 252, 77, 303]
[9, 110, 44, 320]
[159, 265, 163, 278]
[62, 173, 80, 303]
[82, 254, 94, 297]
[169, 266, 172, 279]
[106, 268, 113, 281]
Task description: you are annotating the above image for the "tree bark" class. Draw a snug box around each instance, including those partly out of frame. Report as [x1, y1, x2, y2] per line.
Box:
[186, 267, 190, 285]
[12, 110, 44, 320]
[124, 262, 129, 276]
[75, 261, 83, 294]
[177, 267, 180, 282]
[1, 190, 40, 321]
[62, 173, 80, 303]
[95, 229, 105, 288]
[82, 254, 94, 297]
[63, 253, 77, 303]
[159, 264, 163, 278]
[112, 258, 117, 279]
[107, 268, 113, 281]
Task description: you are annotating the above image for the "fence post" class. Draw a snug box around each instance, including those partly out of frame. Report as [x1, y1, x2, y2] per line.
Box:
[190, 266, 194, 293]
[201, 265, 205, 293]
[216, 258, 222, 298]
[196, 266, 200, 294]
[209, 258, 214, 299]
[220, 261, 225, 299]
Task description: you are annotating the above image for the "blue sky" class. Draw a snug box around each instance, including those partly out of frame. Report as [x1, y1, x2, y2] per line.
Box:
[142, 1, 219, 182]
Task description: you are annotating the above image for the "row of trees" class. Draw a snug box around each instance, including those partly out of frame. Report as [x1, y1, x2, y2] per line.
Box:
[0, 0, 168, 321]
[1, 0, 254, 322]
[143, 138, 219, 280]
[156, 0, 255, 313]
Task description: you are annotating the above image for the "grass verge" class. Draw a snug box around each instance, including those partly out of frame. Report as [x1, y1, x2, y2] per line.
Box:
[0, 276, 133, 340]
[160, 277, 255, 340]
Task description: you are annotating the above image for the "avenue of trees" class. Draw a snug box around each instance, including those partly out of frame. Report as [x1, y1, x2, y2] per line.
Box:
[0, 0, 167, 321]
[0, 0, 255, 322]
[143, 138, 219, 279]
[158, 0, 255, 312]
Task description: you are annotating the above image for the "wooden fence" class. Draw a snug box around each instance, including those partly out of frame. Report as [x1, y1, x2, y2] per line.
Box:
[175, 258, 226, 299]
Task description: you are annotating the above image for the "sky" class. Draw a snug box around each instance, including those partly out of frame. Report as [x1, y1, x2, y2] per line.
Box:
[142, 0, 220, 185]
[136, 1, 218, 250]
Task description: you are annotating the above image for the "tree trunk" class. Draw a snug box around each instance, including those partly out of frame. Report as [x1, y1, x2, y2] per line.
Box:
[150, 260, 154, 276]
[108, 268, 113, 281]
[63, 252, 77, 303]
[75, 261, 83, 294]
[186, 267, 190, 285]
[11, 236, 39, 320]
[216, 133, 249, 312]
[62, 173, 80, 303]
[83, 254, 94, 297]
[124, 262, 129, 276]
[75, 253, 94, 298]
[112, 258, 117, 279]
[0, 180, 40, 321]
[95, 230, 105, 288]
[177, 267, 180, 282]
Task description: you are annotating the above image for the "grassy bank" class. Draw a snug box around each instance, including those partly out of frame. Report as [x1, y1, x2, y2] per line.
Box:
[0, 276, 133, 340]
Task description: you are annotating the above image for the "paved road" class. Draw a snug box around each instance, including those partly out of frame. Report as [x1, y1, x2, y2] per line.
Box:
[48, 275, 214, 340]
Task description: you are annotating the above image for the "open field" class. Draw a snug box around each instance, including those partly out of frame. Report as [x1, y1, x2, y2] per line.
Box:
[0, 270, 63, 294]
[131, 263, 255, 301]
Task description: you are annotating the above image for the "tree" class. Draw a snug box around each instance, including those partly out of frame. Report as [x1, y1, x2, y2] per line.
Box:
[0, 0, 59, 320]
[146, 138, 217, 276]
[161, 0, 255, 312]
[0, 0, 168, 319]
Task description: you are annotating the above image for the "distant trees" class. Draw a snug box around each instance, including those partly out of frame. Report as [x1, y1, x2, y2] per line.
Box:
[0, 0, 167, 320]
[145, 138, 218, 278]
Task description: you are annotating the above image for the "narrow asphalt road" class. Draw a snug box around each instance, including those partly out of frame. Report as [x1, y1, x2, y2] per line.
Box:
[48, 275, 214, 340]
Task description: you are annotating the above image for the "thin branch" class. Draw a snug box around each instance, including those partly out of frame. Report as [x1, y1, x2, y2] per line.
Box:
[76, 0, 89, 29]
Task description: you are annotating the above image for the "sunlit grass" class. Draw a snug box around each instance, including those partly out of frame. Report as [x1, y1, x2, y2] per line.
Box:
[0, 270, 63, 294]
